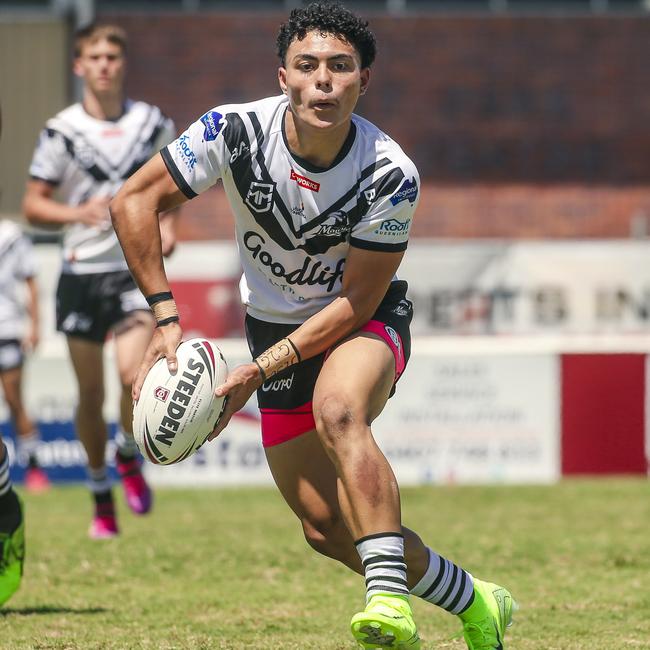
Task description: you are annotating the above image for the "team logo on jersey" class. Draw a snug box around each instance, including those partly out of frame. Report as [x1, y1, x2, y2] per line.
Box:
[245, 182, 275, 213]
[290, 169, 320, 192]
[74, 139, 95, 169]
[364, 188, 376, 203]
[392, 299, 412, 317]
[389, 177, 418, 206]
[200, 111, 223, 141]
[375, 218, 411, 236]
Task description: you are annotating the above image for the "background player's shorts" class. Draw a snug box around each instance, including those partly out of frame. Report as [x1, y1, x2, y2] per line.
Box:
[245, 280, 413, 448]
[56, 271, 149, 343]
[0, 340, 24, 372]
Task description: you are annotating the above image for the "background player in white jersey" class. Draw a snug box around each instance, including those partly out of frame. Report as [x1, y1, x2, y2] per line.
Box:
[110, 3, 515, 648]
[0, 108, 26, 607]
[0, 219, 50, 494]
[22, 24, 177, 539]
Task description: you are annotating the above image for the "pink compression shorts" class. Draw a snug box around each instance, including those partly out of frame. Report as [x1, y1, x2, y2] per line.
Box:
[260, 320, 407, 448]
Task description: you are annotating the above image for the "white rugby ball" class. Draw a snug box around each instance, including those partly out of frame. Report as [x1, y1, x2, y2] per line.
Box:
[133, 338, 228, 465]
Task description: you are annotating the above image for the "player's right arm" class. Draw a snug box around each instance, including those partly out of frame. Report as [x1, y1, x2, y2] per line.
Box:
[110, 152, 190, 398]
[22, 179, 110, 228]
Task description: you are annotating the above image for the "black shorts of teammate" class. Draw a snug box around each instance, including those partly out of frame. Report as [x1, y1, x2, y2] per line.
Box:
[0, 340, 24, 372]
[56, 270, 149, 343]
[245, 280, 413, 447]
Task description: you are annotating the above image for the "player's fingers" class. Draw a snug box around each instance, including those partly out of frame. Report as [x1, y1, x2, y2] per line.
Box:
[132, 344, 162, 401]
[208, 405, 233, 441]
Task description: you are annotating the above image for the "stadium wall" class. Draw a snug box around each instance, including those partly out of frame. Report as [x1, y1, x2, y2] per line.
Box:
[90, 11, 650, 241]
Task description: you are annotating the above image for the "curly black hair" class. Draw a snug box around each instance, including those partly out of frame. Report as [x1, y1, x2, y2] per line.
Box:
[276, 2, 376, 69]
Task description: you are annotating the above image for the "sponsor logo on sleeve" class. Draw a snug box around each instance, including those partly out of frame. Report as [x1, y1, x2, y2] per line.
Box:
[175, 133, 198, 171]
[290, 169, 320, 192]
[200, 111, 224, 142]
[389, 177, 418, 206]
[374, 217, 411, 236]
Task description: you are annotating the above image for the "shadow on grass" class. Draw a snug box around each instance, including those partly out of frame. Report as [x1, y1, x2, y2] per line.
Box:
[1, 605, 107, 616]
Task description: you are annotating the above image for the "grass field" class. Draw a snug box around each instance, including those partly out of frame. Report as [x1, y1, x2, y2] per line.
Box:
[1, 479, 649, 649]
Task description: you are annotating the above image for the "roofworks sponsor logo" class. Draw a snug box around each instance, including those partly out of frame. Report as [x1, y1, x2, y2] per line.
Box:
[176, 134, 197, 171]
[374, 218, 411, 236]
[290, 169, 320, 192]
[389, 177, 418, 206]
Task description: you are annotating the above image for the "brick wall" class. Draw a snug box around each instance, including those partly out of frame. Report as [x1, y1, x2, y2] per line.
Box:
[101, 11, 650, 239]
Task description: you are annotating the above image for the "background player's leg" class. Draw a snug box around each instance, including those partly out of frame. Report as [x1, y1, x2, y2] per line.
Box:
[113, 312, 155, 515]
[0, 364, 49, 491]
[67, 336, 116, 538]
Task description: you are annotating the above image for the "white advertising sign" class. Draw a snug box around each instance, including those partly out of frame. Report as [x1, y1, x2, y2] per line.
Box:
[374, 352, 561, 484]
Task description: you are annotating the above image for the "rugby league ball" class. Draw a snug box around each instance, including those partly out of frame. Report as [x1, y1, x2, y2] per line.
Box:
[132, 338, 228, 465]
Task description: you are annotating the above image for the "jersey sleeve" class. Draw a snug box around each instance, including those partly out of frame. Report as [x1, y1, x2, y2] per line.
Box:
[350, 164, 420, 253]
[28, 127, 69, 186]
[160, 109, 228, 199]
[14, 235, 37, 280]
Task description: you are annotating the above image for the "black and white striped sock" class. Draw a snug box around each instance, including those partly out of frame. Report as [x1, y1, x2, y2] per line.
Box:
[87, 465, 112, 495]
[114, 428, 139, 459]
[0, 444, 11, 497]
[355, 532, 409, 602]
[411, 547, 475, 614]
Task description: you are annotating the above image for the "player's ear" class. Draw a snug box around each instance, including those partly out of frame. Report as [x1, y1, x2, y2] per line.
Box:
[73, 57, 84, 78]
[359, 68, 370, 96]
[278, 66, 288, 95]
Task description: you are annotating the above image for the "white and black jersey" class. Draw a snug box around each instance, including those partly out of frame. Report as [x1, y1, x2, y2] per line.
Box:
[29, 100, 175, 274]
[162, 95, 419, 324]
[0, 220, 37, 340]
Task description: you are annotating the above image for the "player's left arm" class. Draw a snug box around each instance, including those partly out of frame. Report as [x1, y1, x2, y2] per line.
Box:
[209, 247, 404, 440]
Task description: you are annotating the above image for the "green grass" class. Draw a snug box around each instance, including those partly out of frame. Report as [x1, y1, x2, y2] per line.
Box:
[1, 479, 649, 649]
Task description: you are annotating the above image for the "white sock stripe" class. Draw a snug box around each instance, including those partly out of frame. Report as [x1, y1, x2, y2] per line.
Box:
[17, 431, 41, 454]
[357, 533, 409, 601]
[413, 547, 474, 614]
[0, 449, 9, 475]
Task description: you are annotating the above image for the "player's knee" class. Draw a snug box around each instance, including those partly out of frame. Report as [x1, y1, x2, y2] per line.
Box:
[301, 513, 352, 562]
[314, 394, 357, 448]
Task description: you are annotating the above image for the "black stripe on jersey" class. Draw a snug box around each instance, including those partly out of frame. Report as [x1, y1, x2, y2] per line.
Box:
[349, 237, 408, 253]
[161, 149, 197, 199]
[347, 167, 406, 229]
[224, 112, 296, 250]
[45, 127, 111, 182]
[248, 111, 304, 241]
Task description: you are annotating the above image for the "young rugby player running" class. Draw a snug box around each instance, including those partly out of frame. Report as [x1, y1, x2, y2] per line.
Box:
[110, 3, 516, 647]
[23, 24, 177, 538]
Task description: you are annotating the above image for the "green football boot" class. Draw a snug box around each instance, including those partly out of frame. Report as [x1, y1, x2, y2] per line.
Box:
[0, 493, 25, 607]
[458, 578, 517, 649]
[351, 593, 421, 649]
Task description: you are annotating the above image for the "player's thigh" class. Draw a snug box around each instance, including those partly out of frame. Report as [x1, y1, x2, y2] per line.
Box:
[113, 311, 154, 386]
[67, 336, 105, 396]
[265, 428, 341, 529]
[313, 332, 395, 429]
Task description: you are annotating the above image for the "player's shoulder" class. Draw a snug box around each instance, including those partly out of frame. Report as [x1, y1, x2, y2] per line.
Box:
[199, 95, 286, 129]
[44, 103, 84, 136]
[352, 113, 419, 178]
[0, 219, 24, 249]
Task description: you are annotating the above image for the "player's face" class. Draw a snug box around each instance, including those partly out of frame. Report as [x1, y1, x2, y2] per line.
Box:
[278, 30, 370, 131]
[74, 38, 126, 97]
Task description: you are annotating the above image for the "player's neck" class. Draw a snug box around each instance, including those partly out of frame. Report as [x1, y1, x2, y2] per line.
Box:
[82, 88, 125, 122]
[285, 110, 352, 169]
